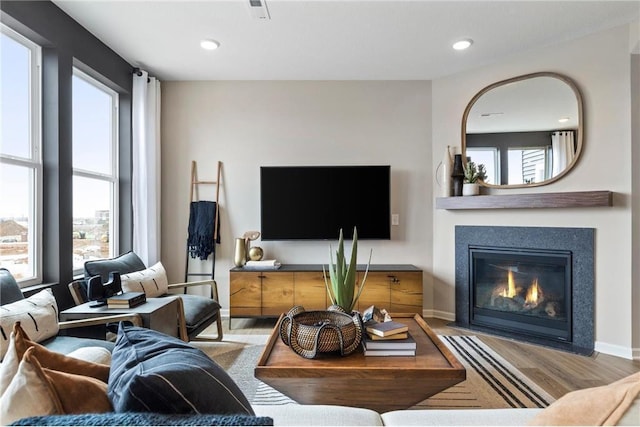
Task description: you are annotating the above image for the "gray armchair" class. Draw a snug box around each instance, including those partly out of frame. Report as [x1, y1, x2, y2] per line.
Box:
[79, 251, 223, 342]
[0, 268, 142, 355]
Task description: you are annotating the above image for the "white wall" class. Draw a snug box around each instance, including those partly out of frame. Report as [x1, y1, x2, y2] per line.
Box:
[161, 81, 433, 314]
[432, 23, 638, 358]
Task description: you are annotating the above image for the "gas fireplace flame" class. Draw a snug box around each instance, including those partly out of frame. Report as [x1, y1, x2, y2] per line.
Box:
[500, 270, 517, 298]
[524, 278, 544, 308]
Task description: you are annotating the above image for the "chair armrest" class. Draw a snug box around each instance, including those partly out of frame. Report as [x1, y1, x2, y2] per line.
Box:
[167, 279, 220, 301]
[58, 313, 143, 329]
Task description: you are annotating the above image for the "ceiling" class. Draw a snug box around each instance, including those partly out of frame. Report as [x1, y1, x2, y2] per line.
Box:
[52, 0, 640, 81]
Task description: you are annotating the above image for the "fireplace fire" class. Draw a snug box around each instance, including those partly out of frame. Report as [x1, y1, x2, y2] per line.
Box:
[470, 246, 572, 342]
[488, 271, 560, 318]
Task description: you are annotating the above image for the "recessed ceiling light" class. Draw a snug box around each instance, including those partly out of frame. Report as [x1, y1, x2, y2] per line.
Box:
[558, 117, 570, 123]
[200, 39, 220, 50]
[453, 39, 473, 50]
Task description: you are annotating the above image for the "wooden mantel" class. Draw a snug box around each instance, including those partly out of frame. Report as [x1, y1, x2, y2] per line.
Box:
[435, 190, 613, 210]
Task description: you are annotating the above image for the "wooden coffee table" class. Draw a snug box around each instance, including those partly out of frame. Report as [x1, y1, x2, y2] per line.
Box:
[255, 313, 465, 412]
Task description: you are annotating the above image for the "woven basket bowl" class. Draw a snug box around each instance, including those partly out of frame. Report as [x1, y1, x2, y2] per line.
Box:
[279, 306, 362, 358]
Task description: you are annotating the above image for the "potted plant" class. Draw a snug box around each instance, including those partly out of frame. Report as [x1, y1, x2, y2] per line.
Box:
[462, 161, 487, 196]
[323, 227, 372, 313]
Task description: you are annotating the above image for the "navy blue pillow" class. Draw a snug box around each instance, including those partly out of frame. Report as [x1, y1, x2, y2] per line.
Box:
[84, 251, 146, 282]
[108, 325, 254, 415]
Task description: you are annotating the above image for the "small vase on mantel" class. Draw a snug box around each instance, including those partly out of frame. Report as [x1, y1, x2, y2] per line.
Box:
[451, 154, 465, 197]
[438, 146, 454, 197]
[462, 182, 480, 196]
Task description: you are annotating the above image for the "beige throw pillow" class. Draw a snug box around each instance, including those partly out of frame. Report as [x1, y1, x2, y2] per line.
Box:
[0, 347, 112, 425]
[120, 262, 169, 297]
[0, 322, 110, 399]
[528, 372, 640, 426]
[0, 289, 59, 360]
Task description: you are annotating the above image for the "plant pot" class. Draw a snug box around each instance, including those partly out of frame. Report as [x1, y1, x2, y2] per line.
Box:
[462, 183, 480, 196]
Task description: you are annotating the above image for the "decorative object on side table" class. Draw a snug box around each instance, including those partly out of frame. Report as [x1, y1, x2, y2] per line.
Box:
[87, 272, 123, 308]
[233, 238, 247, 267]
[248, 246, 264, 261]
[279, 305, 363, 359]
[233, 230, 263, 266]
[451, 154, 465, 196]
[462, 161, 487, 196]
[323, 227, 372, 313]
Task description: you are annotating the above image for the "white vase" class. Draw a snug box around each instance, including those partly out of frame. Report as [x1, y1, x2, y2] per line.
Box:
[437, 146, 453, 197]
[462, 183, 480, 196]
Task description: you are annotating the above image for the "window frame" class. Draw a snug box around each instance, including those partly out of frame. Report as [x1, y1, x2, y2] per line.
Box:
[0, 24, 43, 287]
[71, 67, 120, 275]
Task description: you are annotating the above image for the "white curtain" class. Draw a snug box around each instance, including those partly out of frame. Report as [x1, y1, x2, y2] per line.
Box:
[132, 70, 161, 266]
[551, 131, 575, 177]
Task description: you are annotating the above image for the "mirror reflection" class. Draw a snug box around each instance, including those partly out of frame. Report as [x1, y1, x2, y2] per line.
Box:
[462, 72, 583, 188]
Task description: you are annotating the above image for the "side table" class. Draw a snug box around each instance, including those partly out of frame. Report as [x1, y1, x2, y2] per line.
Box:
[60, 297, 179, 338]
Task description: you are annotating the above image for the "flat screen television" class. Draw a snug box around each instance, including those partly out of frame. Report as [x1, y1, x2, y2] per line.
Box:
[260, 165, 391, 240]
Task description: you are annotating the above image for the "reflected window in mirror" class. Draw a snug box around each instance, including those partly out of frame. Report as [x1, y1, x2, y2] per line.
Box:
[466, 147, 498, 185]
[462, 72, 583, 188]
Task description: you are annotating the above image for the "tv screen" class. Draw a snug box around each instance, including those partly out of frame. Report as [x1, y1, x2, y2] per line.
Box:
[260, 165, 391, 240]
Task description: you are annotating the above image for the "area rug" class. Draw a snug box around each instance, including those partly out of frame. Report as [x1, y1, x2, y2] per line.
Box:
[193, 334, 555, 410]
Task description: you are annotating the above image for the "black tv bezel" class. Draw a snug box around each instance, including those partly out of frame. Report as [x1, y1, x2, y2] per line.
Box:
[260, 165, 391, 241]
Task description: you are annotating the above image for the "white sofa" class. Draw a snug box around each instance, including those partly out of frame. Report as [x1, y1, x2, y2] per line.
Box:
[254, 405, 542, 426]
[253, 370, 640, 427]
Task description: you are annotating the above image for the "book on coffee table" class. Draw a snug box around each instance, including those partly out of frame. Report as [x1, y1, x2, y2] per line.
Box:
[364, 333, 416, 350]
[367, 332, 409, 341]
[365, 320, 409, 338]
[363, 348, 416, 357]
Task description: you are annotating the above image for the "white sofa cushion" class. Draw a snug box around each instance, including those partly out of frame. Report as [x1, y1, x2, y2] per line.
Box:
[252, 404, 383, 426]
[381, 408, 543, 426]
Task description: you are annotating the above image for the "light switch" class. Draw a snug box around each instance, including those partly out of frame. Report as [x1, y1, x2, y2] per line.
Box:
[391, 214, 399, 226]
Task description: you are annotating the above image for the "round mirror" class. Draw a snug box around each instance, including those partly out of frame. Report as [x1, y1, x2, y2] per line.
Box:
[462, 72, 583, 188]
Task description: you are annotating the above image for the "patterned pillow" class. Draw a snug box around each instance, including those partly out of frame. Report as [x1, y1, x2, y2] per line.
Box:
[108, 325, 254, 415]
[120, 262, 168, 298]
[0, 289, 59, 360]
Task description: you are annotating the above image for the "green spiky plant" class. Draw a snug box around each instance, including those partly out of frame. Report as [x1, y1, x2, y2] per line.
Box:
[463, 161, 487, 183]
[323, 227, 372, 313]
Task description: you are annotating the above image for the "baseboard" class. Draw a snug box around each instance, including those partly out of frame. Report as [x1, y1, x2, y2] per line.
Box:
[595, 341, 636, 360]
[423, 309, 455, 321]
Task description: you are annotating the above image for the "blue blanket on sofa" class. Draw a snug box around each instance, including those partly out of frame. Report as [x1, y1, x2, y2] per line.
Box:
[11, 413, 273, 426]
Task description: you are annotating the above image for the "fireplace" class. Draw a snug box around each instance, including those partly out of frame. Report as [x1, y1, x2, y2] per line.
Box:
[455, 226, 594, 355]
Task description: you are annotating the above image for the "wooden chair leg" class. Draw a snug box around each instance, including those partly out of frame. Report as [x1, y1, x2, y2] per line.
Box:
[214, 315, 224, 341]
[174, 297, 189, 342]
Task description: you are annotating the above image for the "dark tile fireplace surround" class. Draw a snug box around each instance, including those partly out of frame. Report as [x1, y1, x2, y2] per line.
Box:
[454, 226, 594, 355]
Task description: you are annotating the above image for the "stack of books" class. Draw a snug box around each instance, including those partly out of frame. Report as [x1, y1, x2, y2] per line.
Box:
[107, 291, 146, 309]
[363, 320, 416, 356]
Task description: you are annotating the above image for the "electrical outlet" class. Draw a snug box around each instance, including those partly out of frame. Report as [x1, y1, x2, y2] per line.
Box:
[391, 214, 399, 226]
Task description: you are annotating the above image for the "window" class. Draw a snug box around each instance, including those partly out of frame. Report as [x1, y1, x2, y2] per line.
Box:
[72, 69, 119, 273]
[0, 25, 42, 286]
[508, 148, 549, 185]
[466, 147, 498, 185]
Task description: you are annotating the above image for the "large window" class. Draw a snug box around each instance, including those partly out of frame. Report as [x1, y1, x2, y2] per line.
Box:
[0, 25, 42, 286]
[71, 69, 118, 273]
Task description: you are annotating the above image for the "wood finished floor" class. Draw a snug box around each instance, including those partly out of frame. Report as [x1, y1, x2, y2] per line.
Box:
[223, 316, 640, 400]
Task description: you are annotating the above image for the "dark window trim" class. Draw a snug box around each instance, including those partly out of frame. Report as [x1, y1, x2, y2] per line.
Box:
[1, 0, 133, 310]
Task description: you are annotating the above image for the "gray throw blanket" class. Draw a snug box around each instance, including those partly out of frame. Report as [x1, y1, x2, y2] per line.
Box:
[187, 201, 220, 260]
